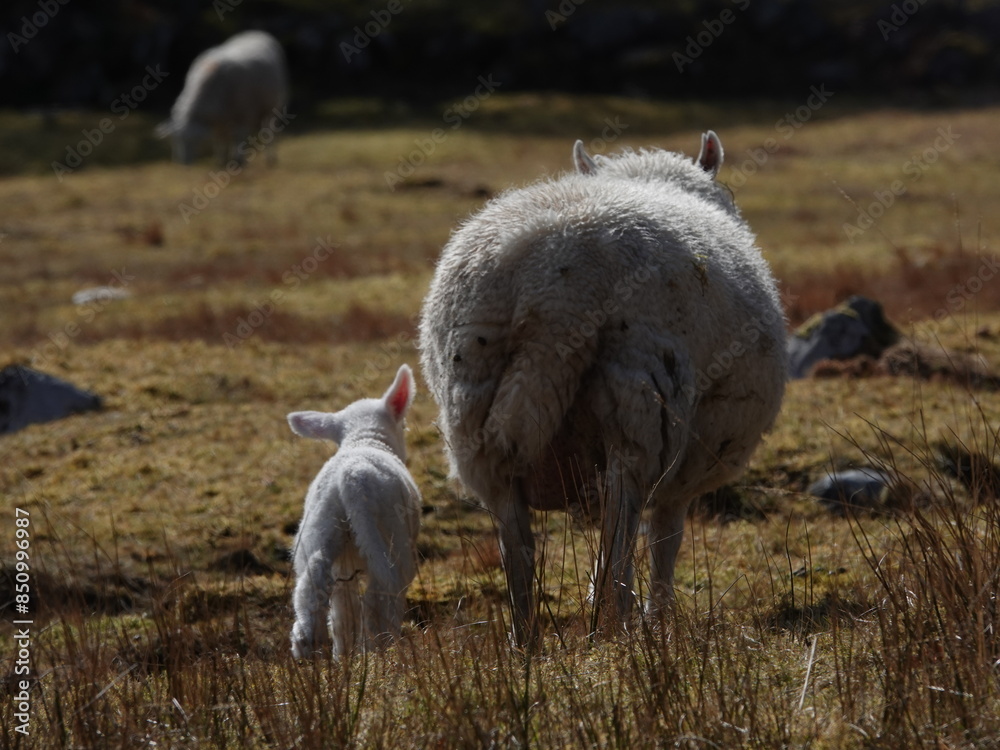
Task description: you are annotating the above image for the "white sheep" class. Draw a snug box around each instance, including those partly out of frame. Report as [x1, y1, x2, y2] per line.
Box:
[419, 132, 787, 644]
[287, 364, 421, 658]
[155, 30, 288, 165]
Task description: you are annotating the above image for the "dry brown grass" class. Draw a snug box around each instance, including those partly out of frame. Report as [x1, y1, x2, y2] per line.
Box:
[2, 98, 1000, 747]
[782, 241, 1000, 328]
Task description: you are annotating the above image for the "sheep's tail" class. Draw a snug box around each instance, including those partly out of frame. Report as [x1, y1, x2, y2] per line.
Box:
[487, 308, 601, 469]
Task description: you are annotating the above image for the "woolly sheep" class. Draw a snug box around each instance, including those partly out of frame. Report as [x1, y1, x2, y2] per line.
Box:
[287, 365, 421, 658]
[155, 30, 288, 165]
[419, 132, 787, 644]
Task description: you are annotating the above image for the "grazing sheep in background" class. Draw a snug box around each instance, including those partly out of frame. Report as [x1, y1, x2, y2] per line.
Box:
[288, 364, 421, 659]
[419, 132, 787, 644]
[155, 30, 288, 165]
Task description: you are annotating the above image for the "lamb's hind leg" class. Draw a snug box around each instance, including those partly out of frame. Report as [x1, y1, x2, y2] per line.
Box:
[329, 561, 363, 657]
[291, 549, 334, 658]
[496, 481, 537, 648]
[362, 567, 406, 652]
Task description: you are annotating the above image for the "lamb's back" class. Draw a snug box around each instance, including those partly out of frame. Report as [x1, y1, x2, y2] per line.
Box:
[301, 447, 419, 583]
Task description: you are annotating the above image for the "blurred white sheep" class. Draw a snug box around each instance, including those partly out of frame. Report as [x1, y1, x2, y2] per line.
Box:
[155, 30, 288, 165]
[419, 132, 787, 644]
[287, 365, 421, 658]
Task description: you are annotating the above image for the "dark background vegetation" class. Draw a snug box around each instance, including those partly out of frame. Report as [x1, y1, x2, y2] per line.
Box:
[2, 0, 1000, 114]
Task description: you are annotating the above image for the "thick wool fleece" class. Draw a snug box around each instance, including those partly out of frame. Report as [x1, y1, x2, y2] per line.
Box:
[156, 30, 288, 164]
[419, 136, 786, 633]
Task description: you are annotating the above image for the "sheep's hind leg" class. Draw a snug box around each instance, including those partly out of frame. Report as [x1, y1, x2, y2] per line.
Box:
[496, 482, 538, 649]
[592, 460, 642, 636]
[645, 499, 690, 616]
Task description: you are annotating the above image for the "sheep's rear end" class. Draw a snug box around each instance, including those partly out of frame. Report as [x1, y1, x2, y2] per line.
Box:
[419, 132, 786, 645]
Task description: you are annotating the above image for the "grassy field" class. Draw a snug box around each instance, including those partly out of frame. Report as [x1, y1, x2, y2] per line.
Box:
[2, 94, 1000, 747]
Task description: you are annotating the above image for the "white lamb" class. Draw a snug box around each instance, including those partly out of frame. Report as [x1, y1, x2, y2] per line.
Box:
[287, 364, 421, 658]
[155, 30, 288, 165]
[419, 132, 787, 644]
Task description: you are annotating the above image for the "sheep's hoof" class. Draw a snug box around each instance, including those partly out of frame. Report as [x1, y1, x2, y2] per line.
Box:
[290, 625, 315, 659]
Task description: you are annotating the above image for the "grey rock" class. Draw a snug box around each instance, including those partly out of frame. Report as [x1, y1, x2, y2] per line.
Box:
[0, 365, 102, 435]
[787, 296, 899, 379]
[808, 467, 893, 513]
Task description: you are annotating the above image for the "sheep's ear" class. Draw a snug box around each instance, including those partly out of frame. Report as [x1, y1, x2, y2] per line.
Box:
[288, 411, 344, 443]
[697, 130, 723, 177]
[383, 364, 415, 421]
[573, 140, 599, 175]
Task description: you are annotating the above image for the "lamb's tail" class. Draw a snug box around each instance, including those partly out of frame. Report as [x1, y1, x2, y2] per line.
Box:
[345, 478, 418, 591]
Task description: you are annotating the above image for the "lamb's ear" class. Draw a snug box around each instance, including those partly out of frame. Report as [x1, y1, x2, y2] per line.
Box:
[573, 140, 599, 175]
[697, 130, 723, 177]
[383, 364, 415, 421]
[287, 411, 344, 443]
